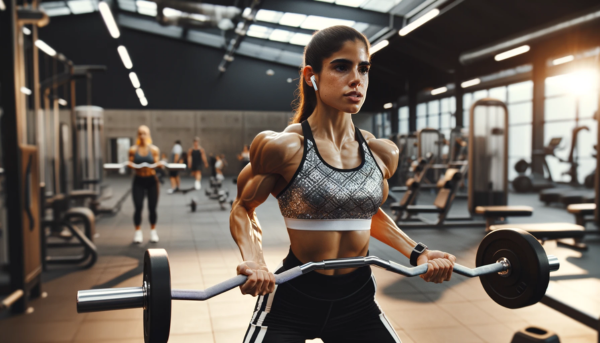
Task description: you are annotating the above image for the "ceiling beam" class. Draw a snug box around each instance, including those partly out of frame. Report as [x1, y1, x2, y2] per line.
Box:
[261, 0, 396, 28]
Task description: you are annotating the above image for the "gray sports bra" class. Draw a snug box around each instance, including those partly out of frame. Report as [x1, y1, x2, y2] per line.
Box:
[276, 121, 384, 231]
[133, 148, 155, 164]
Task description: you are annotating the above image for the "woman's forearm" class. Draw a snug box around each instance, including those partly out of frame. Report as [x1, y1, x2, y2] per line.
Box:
[370, 208, 417, 259]
[230, 202, 267, 266]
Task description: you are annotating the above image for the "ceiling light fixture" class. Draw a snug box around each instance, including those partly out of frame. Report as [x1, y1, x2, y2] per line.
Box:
[383, 102, 393, 109]
[20, 87, 32, 95]
[98, 2, 120, 38]
[335, 0, 365, 7]
[117, 45, 133, 69]
[431, 86, 447, 95]
[301, 15, 355, 30]
[399, 8, 439, 36]
[136, 88, 145, 99]
[67, 0, 95, 14]
[279, 12, 307, 27]
[140, 97, 148, 106]
[35, 40, 57, 57]
[461, 78, 481, 88]
[494, 45, 530, 61]
[129, 72, 140, 88]
[371, 40, 389, 54]
[58, 98, 68, 106]
[22, 27, 31, 35]
[552, 55, 574, 66]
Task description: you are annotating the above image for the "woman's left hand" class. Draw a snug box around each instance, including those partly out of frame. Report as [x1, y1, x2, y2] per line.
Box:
[417, 250, 456, 284]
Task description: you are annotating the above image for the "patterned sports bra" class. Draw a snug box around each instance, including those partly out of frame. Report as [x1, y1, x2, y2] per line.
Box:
[276, 121, 384, 231]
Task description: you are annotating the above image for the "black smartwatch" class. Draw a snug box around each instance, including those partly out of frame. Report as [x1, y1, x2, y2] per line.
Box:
[410, 243, 428, 266]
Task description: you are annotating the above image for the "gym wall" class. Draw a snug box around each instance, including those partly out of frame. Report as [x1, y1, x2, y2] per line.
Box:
[59, 110, 375, 176]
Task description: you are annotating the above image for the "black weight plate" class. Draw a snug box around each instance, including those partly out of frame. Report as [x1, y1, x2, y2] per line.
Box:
[144, 249, 171, 343]
[514, 159, 530, 174]
[476, 229, 550, 309]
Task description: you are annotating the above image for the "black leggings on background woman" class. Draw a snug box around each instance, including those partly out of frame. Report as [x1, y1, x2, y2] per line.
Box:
[132, 175, 159, 227]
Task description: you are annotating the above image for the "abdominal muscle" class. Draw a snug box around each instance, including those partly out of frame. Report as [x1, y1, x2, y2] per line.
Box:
[287, 228, 370, 275]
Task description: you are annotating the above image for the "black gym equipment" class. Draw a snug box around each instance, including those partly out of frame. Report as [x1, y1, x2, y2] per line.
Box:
[539, 125, 589, 205]
[205, 177, 229, 210]
[76, 228, 560, 343]
[389, 153, 434, 220]
[512, 137, 563, 193]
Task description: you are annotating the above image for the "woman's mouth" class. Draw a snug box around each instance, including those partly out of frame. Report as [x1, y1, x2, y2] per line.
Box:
[344, 91, 363, 103]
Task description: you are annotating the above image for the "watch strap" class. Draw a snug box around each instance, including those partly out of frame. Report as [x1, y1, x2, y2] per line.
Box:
[410, 243, 428, 266]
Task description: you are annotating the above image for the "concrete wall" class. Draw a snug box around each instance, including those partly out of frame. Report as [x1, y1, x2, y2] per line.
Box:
[58, 110, 377, 176]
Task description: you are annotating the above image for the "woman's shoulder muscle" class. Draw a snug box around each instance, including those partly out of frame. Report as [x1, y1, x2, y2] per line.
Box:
[250, 124, 303, 175]
[360, 129, 399, 178]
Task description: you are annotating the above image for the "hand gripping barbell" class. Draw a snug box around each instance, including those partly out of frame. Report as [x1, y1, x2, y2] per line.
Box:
[76, 229, 560, 343]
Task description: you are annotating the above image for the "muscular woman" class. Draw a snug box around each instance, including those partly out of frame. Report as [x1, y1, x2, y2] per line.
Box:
[129, 125, 160, 244]
[230, 26, 456, 342]
[188, 137, 208, 190]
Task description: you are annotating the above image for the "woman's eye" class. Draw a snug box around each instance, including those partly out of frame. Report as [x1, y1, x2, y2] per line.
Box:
[360, 67, 369, 74]
[335, 65, 348, 72]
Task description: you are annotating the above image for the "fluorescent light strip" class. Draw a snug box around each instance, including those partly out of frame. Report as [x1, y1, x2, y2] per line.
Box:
[117, 45, 133, 69]
[399, 8, 439, 36]
[552, 55, 574, 66]
[0, 0, 5, 11]
[335, 0, 365, 8]
[371, 40, 389, 54]
[99, 2, 120, 38]
[35, 40, 57, 56]
[67, 0, 95, 14]
[135, 88, 145, 99]
[22, 27, 31, 35]
[494, 45, 530, 61]
[461, 78, 481, 88]
[383, 102, 393, 109]
[279, 12, 307, 27]
[140, 97, 148, 106]
[129, 72, 141, 88]
[58, 98, 68, 106]
[20, 87, 32, 95]
[431, 86, 447, 95]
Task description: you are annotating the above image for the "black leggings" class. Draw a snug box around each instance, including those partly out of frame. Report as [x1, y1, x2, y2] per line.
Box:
[243, 249, 401, 343]
[132, 175, 159, 226]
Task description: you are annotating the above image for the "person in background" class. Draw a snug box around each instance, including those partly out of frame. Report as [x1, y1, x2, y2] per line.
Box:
[215, 154, 227, 182]
[129, 125, 160, 244]
[156, 153, 167, 184]
[188, 137, 209, 190]
[237, 144, 250, 171]
[168, 140, 183, 194]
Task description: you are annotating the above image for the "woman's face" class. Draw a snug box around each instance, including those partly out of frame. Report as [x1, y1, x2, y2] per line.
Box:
[312, 39, 370, 114]
[138, 127, 149, 144]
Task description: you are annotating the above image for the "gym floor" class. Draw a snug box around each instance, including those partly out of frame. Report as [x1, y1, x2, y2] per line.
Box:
[0, 177, 598, 343]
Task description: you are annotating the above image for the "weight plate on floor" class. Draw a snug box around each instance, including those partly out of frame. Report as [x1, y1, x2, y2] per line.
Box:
[190, 199, 197, 212]
[143, 249, 171, 343]
[476, 228, 550, 309]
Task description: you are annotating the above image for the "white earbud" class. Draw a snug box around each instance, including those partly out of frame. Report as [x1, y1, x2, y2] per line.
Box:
[310, 75, 318, 91]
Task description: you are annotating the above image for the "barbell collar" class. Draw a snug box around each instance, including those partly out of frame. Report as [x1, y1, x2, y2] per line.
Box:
[77, 287, 145, 313]
[548, 255, 560, 272]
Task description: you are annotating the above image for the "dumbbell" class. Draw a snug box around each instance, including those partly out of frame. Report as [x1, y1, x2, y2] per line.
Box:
[104, 162, 187, 170]
[76, 229, 560, 343]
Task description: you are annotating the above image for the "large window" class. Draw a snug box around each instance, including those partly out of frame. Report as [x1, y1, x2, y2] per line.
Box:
[373, 112, 391, 138]
[398, 106, 409, 134]
[416, 97, 456, 139]
[544, 71, 597, 183]
[463, 81, 533, 180]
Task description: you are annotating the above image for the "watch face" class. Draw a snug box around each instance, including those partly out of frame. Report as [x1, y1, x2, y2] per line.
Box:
[416, 244, 427, 253]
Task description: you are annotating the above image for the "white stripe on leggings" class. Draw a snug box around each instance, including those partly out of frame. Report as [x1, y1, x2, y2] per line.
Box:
[244, 325, 256, 343]
[254, 326, 268, 343]
[379, 313, 401, 343]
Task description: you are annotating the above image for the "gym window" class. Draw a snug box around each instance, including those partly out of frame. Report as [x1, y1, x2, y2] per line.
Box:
[463, 81, 533, 181]
[544, 72, 597, 183]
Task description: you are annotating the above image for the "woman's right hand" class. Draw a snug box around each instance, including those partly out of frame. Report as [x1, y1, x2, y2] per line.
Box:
[236, 261, 276, 296]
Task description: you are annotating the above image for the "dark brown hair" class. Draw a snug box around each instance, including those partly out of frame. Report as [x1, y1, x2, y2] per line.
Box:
[291, 26, 370, 124]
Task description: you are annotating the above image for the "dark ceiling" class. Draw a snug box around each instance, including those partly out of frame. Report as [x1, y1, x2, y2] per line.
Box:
[37, 0, 600, 112]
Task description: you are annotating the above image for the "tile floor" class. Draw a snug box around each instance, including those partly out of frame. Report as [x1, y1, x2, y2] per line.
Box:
[0, 176, 599, 343]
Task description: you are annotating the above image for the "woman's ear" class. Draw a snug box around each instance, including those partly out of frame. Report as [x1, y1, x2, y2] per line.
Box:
[303, 66, 316, 90]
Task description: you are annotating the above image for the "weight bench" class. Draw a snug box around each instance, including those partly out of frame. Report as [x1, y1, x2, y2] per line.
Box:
[475, 206, 533, 228]
[390, 154, 434, 220]
[488, 223, 586, 251]
[567, 203, 595, 226]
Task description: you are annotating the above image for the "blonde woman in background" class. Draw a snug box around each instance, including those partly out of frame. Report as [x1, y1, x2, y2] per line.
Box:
[128, 125, 161, 243]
